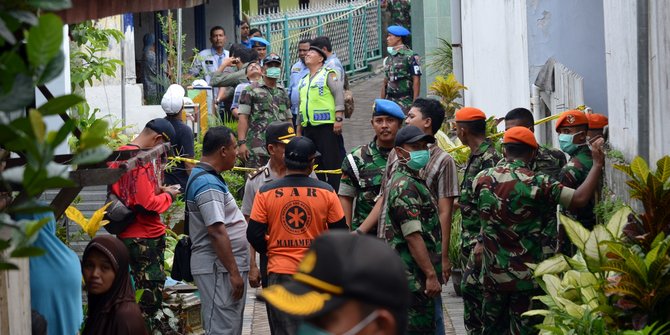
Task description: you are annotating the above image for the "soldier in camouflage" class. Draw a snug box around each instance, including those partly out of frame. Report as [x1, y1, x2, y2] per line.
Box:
[504, 108, 567, 257]
[469, 126, 605, 334]
[238, 54, 293, 168]
[339, 99, 404, 232]
[454, 107, 502, 334]
[556, 110, 595, 255]
[382, 25, 421, 114]
[383, 0, 412, 46]
[384, 125, 442, 334]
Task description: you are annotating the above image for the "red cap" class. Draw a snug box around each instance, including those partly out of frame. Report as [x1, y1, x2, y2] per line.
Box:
[503, 126, 538, 149]
[587, 113, 608, 129]
[555, 110, 589, 131]
[455, 107, 486, 122]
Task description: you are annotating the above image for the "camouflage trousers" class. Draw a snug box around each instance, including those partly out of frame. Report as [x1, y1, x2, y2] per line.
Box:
[481, 289, 543, 335]
[408, 290, 436, 334]
[387, 94, 413, 114]
[244, 144, 270, 169]
[122, 235, 166, 330]
[461, 251, 483, 334]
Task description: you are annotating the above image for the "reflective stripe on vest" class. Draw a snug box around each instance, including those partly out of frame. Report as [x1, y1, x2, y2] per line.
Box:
[299, 67, 336, 126]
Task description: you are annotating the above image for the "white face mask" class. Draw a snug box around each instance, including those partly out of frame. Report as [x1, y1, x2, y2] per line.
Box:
[297, 310, 379, 335]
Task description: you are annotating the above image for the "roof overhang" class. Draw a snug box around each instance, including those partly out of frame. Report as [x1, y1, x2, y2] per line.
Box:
[54, 0, 205, 24]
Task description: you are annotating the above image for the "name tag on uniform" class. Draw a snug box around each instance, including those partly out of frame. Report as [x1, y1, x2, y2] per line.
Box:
[206, 60, 213, 65]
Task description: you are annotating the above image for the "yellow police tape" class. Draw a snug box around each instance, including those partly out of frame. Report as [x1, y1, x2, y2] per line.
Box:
[169, 156, 343, 175]
[169, 113, 561, 175]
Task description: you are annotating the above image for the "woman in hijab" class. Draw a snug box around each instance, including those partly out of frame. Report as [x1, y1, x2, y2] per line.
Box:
[81, 236, 148, 335]
[142, 33, 158, 103]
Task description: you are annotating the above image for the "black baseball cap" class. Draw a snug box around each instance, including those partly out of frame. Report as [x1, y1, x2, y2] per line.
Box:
[145, 118, 176, 143]
[308, 46, 327, 62]
[259, 231, 409, 318]
[265, 121, 296, 146]
[285, 136, 320, 165]
[263, 53, 282, 65]
[394, 125, 435, 147]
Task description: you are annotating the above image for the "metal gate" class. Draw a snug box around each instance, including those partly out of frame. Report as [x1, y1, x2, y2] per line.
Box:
[248, 0, 381, 81]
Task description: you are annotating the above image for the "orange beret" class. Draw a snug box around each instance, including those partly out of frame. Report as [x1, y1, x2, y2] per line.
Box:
[503, 126, 538, 149]
[455, 107, 486, 122]
[555, 110, 589, 131]
[587, 113, 608, 129]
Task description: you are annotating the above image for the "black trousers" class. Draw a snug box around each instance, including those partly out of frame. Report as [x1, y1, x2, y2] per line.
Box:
[303, 124, 344, 191]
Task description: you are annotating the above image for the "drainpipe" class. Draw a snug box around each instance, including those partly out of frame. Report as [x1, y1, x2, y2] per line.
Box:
[531, 84, 544, 143]
[177, 8, 183, 85]
[637, 0, 649, 161]
[451, 0, 464, 105]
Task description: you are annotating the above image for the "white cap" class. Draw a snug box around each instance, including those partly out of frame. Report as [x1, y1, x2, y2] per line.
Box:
[183, 97, 194, 106]
[161, 84, 186, 115]
[192, 79, 209, 87]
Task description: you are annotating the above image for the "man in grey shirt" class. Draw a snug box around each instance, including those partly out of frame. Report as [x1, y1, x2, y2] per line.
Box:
[186, 126, 249, 335]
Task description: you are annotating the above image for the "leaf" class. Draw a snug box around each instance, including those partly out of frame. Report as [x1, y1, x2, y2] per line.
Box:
[0, 262, 19, 270]
[560, 214, 590, 253]
[47, 120, 75, 146]
[24, 217, 50, 238]
[533, 254, 570, 277]
[0, 17, 16, 45]
[65, 206, 87, 230]
[37, 94, 84, 116]
[542, 274, 563, 305]
[656, 156, 670, 183]
[584, 225, 613, 271]
[135, 288, 145, 304]
[522, 309, 551, 317]
[8, 11, 38, 26]
[27, 14, 63, 67]
[71, 146, 112, 165]
[631, 156, 650, 182]
[606, 206, 633, 238]
[0, 73, 35, 111]
[614, 163, 634, 178]
[36, 51, 65, 85]
[26, 0, 72, 11]
[28, 109, 45, 142]
[10, 246, 45, 257]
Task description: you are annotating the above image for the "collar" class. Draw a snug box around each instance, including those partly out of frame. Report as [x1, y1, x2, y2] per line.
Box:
[472, 138, 494, 157]
[196, 162, 219, 174]
[211, 47, 225, 56]
[505, 159, 528, 169]
[369, 138, 393, 158]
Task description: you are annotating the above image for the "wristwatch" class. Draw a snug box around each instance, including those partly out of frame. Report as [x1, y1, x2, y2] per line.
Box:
[238, 139, 247, 145]
[335, 116, 344, 122]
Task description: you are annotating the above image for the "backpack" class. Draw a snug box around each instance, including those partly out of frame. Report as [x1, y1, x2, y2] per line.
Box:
[171, 169, 214, 282]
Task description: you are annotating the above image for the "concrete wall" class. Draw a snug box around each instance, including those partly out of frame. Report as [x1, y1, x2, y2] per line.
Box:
[204, 0, 236, 44]
[460, 0, 530, 118]
[526, 0, 608, 115]
[412, 0, 451, 97]
[648, 1, 670, 164]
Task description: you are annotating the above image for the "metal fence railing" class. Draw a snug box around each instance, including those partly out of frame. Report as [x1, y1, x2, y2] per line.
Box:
[248, 0, 382, 83]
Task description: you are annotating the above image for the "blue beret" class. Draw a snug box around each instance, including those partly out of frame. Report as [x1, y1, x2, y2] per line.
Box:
[373, 99, 405, 120]
[387, 25, 410, 37]
[250, 37, 270, 46]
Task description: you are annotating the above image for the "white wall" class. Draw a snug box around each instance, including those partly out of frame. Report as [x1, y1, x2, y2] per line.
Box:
[460, 0, 530, 119]
[526, 0, 608, 115]
[648, 1, 670, 163]
[602, 0, 638, 161]
[205, 0, 236, 48]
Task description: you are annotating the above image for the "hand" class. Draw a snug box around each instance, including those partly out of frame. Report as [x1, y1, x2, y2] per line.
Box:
[333, 121, 343, 135]
[161, 185, 181, 198]
[424, 273, 442, 298]
[217, 57, 236, 72]
[589, 137, 605, 167]
[473, 241, 484, 268]
[441, 257, 452, 284]
[238, 143, 250, 161]
[248, 266, 261, 288]
[230, 272, 245, 301]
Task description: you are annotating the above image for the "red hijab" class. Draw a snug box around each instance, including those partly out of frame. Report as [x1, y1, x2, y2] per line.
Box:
[82, 236, 148, 335]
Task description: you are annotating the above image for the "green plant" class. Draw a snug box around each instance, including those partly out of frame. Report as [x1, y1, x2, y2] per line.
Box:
[69, 20, 124, 91]
[425, 38, 453, 76]
[156, 11, 196, 86]
[448, 209, 462, 267]
[429, 73, 467, 123]
[0, 1, 111, 269]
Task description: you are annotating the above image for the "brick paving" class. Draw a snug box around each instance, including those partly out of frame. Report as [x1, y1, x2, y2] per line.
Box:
[240, 71, 467, 334]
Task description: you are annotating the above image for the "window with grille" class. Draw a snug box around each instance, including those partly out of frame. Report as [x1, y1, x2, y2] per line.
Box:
[258, 0, 280, 13]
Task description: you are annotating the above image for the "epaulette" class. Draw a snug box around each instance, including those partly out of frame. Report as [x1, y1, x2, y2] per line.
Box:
[249, 166, 269, 180]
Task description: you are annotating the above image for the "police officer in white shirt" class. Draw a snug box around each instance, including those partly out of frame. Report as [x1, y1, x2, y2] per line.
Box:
[190, 26, 230, 84]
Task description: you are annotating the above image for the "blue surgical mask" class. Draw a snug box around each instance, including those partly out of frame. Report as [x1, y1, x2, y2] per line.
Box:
[266, 67, 281, 79]
[387, 46, 398, 56]
[297, 311, 379, 335]
[558, 132, 585, 155]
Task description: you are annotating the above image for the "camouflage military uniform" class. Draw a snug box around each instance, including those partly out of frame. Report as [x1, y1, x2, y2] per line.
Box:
[472, 160, 575, 334]
[238, 81, 292, 168]
[383, 46, 421, 113]
[458, 138, 502, 334]
[384, 164, 442, 334]
[534, 145, 567, 257]
[122, 236, 166, 330]
[338, 140, 392, 231]
[559, 145, 595, 229]
[386, 0, 412, 45]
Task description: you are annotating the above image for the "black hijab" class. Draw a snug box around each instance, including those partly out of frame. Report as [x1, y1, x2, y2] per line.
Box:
[82, 236, 147, 335]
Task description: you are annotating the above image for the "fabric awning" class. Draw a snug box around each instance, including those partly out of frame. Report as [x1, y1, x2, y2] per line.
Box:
[55, 0, 205, 24]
